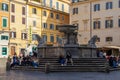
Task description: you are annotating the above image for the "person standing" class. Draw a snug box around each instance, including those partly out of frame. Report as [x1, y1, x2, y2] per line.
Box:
[65, 50, 73, 65]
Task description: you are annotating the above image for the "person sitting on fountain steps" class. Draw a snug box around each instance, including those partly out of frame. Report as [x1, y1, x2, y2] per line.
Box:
[59, 54, 65, 66]
[65, 50, 73, 66]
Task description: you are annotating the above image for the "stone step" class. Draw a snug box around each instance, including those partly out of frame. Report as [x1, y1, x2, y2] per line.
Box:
[39, 58, 106, 61]
[39, 63, 106, 65]
[11, 66, 106, 72]
[39, 60, 106, 63]
[11, 58, 108, 72]
[50, 67, 106, 72]
[11, 66, 45, 71]
[39, 58, 105, 60]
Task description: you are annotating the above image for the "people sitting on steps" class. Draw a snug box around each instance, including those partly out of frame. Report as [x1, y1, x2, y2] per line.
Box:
[10, 53, 19, 68]
[10, 52, 39, 68]
[59, 53, 65, 66]
[32, 56, 39, 68]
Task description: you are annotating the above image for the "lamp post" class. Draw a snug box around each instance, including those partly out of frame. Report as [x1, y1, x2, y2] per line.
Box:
[90, 0, 93, 57]
[90, 0, 92, 39]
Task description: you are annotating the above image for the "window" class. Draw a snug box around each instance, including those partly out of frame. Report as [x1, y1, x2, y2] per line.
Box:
[2, 47, 7, 55]
[50, 24, 54, 30]
[73, 8, 78, 15]
[118, 0, 120, 8]
[43, 11, 47, 16]
[105, 20, 113, 28]
[56, 2, 59, 10]
[43, 23, 47, 28]
[56, 14, 60, 19]
[32, 8, 37, 14]
[11, 15, 15, 23]
[62, 16, 64, 20]
[56, 25, 59, 30]
[33, 21, 36, 27]
[11, 4, 15, 12]
[97, 37, 100, 42]
[106, 37, 112, 42]
[56, 35, 59, 43]
[32, 34, 37, 40]
[94, 4, 100, 11]
[106, 2, 112, 10]
[118, 19, 120, 27]
[1, 35, 8, 40]
[42, 35, 47, 42]
[22, 17, 25, 24]
[22, 7, 25, 15]
[50, 0, 53, 8]
[50, 13, 54, 18]
[50, 35, 54, 42]
[62, 4, 64, 12]
[43, 0, 46, 6]
[21, 33, 27, 40]
[10, 32, 16, 38]
[2, 3, 8, 11]
[93, 21, 101, 29]
[2, 17, 7, 27]
[72, 0, 79, 3]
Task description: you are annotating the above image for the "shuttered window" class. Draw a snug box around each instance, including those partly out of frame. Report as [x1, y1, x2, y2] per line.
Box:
[50, 35, 54, 42]
[1, 35, 8, 40]
[22, 7, 25, 15]
[2, 17, 7, 27]
[2, 47, 7, 55]
[10, 32, 16, 38]
[11, 4, 15, 12]
[22, 17, 25, 24]
[11, 15, 15, 23]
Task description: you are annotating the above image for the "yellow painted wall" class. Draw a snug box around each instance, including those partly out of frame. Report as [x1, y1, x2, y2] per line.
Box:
[28, 0, 69, 46]
[41, 9, 69, 45]
[9, 1, 27, 55]
[8, 0, 69, 56]
[28, 4, 42, 44]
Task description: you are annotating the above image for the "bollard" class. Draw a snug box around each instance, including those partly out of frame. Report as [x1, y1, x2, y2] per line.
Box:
[105, 62, 110, 73]
[45, 63, 50, 73]
[6, 61, 11, 71]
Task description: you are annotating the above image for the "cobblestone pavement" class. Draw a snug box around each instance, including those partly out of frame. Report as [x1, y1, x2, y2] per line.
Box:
[0, 70, 120, 80]
[0, 59, 120, 80]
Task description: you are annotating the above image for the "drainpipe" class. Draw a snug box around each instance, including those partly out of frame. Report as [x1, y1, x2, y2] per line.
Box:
[8, 0, 11, 56]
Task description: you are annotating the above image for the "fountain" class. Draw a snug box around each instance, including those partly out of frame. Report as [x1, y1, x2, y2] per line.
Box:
[37, 25, 97, 58]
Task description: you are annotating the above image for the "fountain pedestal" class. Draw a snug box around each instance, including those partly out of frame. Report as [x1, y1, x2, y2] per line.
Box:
[57, 25, 79, 47]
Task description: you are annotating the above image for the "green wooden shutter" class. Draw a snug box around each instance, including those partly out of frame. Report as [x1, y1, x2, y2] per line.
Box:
[2, 3, 4, 10]
[2, 47, 7, 55]
[1, 36, 3, 40]
[3, 18, 7, 27]
[6, 36, 8, 40]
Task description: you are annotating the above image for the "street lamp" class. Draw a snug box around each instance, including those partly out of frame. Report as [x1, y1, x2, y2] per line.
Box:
[90, 0, 92, 39]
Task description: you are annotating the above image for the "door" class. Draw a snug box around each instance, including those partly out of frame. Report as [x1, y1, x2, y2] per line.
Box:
[11, 46, 15, 55]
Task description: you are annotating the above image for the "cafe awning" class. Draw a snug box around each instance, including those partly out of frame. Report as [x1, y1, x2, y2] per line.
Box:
[103, 46, 120, 49]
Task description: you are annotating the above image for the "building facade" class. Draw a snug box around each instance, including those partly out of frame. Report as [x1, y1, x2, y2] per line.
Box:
[9, 0, 27, 56]
[0, 0, 9, 58]
[70, 0, 120, 47]
[8, 0, 69, 56]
